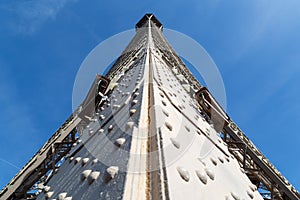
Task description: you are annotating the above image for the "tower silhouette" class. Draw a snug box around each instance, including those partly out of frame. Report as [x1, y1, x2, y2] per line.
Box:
[1, 14, 299, 200]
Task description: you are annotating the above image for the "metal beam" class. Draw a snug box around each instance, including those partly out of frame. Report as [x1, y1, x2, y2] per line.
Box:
[223, 123, 299, 200]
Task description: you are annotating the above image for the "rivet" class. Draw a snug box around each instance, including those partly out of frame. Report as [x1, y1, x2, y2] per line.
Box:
[205, 168, 215, 180]
[196, 130, 202, 135]
[92, 158, 98, 165]
[240, 168, 245, 174]
[197, 158, 206, 166]
[133, 92, 139, 98]
[88, 171, 100, 184]
[107, 166, 119, 178]
[249, 184, 257, 192]
[113, 104, 121, 109]
[218, 156, 224, 163]
[77, 139, 82, 144]
[44, 186, 51, 192]
[126, 122, 134, 130]
[108, 125, 113, 132]
[46, 191, 54, 198]
[99, 115, 105, 120]
[170, 138, 180, 149]
[132, 100, 138, 105]
[116, 138, 126, 146]
[165, 122, 173, 131]
[177, 167, 190, 182]
[195, 170, 208, 184]
[162, 100, 167, 106]
[185, 126, 190, 132]
[230, 192, 241, 200]
[100, 107, 104, 111]
[81, 170, 92, 180]
[205, 128, 210, 135]
[210, 157, 218, 166]
[72, 143, 77, 147]
[74, 157, 82, 164]
[162, 109, 169, 117]
[69, 157, 74, 162]
[225, 195, 235, 200]
[98, 129, 104, 134]
[58, 192, 67, 200]
[247, 190, 254, 199]
[130, 109, 137, 116]
[159, 92, 164, 98]
[82, 158, 90, 165]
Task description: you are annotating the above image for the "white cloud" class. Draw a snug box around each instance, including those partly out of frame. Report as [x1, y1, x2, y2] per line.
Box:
[1, 0, 77, 34]
[0, 158, 20, 170]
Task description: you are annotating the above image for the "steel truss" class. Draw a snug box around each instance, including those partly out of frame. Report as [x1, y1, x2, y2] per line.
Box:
[1, 13, 299, 200]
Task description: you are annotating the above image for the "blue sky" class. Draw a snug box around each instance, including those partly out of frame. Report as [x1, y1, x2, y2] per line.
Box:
[0, 0, 300, 191]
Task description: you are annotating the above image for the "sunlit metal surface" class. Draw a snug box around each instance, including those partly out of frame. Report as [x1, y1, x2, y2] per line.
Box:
[1, 14, 299, 200]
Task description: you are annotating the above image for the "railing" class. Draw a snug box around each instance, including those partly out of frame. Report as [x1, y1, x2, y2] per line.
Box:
[0, 115, 80, 200]
[196, 87, 300, 200]
[0, 75, 111, 200]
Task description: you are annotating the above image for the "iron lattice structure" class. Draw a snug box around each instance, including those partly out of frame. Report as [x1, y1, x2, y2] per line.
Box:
[1, 14, 299, 200]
